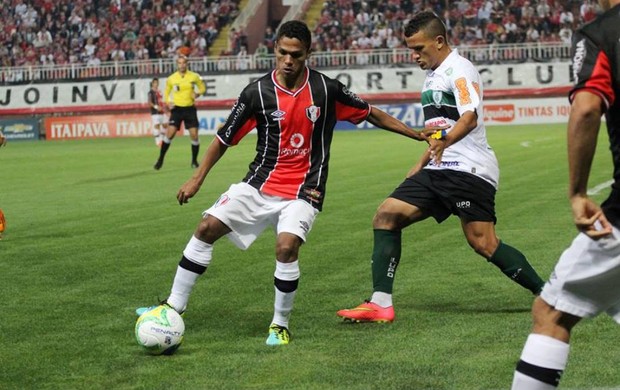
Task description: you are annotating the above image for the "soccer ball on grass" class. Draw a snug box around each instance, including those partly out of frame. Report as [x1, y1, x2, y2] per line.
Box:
[135, 305, 184, 355]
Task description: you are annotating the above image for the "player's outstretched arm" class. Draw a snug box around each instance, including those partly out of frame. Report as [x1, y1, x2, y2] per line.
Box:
[366, 106, 425, 141]
[177, 138, 228, 205]
[0, 131, 6, 148]
[425, 110, 478, 165]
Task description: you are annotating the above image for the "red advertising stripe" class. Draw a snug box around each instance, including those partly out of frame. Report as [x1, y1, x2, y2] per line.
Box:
[44, 113, 154, 140]
[484, 104, 516, 122]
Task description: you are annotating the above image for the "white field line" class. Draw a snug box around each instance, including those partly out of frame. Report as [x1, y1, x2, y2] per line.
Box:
[588, 180, 614, 196]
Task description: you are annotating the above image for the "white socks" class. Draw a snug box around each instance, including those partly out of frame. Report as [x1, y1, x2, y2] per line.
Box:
[167, 236, 213, 313]
[271, 260, 300, 329]
[511, 334, 570, 390]
[370, 291, 393, 307]
[167, 267, 200, 313]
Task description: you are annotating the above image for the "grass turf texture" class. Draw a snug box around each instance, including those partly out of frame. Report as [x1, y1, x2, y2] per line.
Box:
[1, 124, 618, 389]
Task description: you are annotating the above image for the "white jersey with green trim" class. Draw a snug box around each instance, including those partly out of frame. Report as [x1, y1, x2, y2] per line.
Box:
[421, 49, 499, 189]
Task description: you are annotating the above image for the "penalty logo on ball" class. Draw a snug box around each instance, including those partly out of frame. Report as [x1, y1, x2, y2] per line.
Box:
[135, 305, 185, 355]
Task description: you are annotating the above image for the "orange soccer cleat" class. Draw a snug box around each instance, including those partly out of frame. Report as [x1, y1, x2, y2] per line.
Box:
[337, 300, 395, 323]
[0, 208, 5, 238]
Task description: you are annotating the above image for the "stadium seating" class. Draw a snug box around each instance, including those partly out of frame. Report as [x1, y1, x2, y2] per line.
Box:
[0, 0, 241, 67]
[310, 0, 594, 53]
[0, 0, 595, 82]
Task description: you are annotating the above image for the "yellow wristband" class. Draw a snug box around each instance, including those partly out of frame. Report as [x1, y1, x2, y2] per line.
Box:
[430, 129, 447, 140]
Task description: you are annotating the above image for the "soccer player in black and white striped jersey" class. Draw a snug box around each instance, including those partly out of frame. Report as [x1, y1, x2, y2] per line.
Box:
[513, 1, 620, 388]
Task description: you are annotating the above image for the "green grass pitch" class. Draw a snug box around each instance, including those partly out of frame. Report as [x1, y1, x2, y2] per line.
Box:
[1, 124, 619, 389]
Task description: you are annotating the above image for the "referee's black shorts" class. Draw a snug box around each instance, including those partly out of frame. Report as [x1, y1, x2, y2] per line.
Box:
[169, 105, 199, 129]
[389, 169, 497, 224]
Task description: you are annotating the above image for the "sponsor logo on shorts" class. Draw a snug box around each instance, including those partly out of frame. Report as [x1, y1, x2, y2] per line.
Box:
[456, 201, 471, 209]
[299, 220, 310, 233]
[214, 194, 230, 207]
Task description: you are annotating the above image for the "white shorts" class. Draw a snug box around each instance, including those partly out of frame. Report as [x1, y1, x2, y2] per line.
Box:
[204, 182, 319, 250]
[151, 114, 166, 130]
[541, 225, 620, 323]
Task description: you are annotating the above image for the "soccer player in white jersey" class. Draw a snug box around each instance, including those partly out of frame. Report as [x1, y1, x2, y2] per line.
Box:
[337, 11, 545, 323]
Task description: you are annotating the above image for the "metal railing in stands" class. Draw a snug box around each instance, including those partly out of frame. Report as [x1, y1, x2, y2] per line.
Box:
[0, 42, 571, 84]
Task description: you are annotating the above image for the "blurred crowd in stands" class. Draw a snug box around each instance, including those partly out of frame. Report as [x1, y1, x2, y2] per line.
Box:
[312, 0, 599, 53]
[0, 0, 600, 69]
[0, 0, 240, 68]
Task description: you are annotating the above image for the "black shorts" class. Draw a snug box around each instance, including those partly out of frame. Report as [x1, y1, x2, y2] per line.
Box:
[390, 169, 497, 224]
[169, 106, 199, 129]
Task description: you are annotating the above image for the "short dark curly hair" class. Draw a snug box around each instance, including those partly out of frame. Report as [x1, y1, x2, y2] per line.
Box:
[276, 20, 312, 51]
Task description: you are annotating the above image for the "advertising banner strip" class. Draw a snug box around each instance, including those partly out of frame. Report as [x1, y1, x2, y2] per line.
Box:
[0, 118, 40, 141]
[0, 62, 573, 115]
[40, 96, 572, 141]
[44, 113, 154, 140]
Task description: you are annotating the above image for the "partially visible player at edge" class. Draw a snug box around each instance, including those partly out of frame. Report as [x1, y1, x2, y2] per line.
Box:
[0, 131, 6, 239]
[136, 20, 435, 346]
[337, 11, 545, 323]
[148, 78, 167, 147]
[154, 56, 206, 170]
[512, 1, 620, 388]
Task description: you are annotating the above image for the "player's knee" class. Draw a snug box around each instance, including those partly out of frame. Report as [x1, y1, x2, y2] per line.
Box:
[531, 297, 579, 340]
[194, 217, 226, 244]
[373, 208, 400, 230]
[276, 239, 301, 261]
[467, 235, 497, 258]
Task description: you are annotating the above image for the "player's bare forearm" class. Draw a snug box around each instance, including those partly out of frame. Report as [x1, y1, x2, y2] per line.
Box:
[566, 91, 611, 238]
[444, 110, 477, 146]
[367, 106, 424, 141]
[177, 138, 228, 205]
[426, 111, 477, 165]
[567, 91, 603, 198]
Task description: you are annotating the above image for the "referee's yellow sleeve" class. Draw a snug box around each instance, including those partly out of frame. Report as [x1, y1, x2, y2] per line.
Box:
[195, 74, 206, 97]
[165, 78, 173, 105]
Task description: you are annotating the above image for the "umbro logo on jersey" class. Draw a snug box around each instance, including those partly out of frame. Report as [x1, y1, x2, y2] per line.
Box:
[271, 110, 286, 121]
